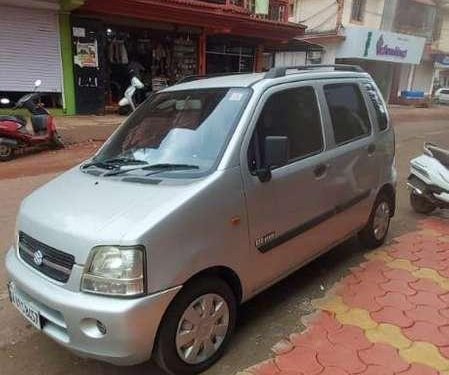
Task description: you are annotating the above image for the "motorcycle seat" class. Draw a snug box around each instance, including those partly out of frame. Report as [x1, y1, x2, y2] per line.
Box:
[0, 115, 27, 127]
[427, 144, 449, 168]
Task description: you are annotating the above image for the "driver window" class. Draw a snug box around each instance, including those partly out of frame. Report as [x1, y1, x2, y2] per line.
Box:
[248, 86, 324, 172]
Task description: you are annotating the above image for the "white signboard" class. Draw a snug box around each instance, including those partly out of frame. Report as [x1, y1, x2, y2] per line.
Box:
[336, 27, 426, 65]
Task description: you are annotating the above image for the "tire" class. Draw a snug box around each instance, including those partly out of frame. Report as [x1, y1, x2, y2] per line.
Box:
[410, 191, 436, 214]
[154, 277, 237, 375]
[359, 193, 392, 249]
[52, 134, 65, 150]
[0, 144, 14, 162]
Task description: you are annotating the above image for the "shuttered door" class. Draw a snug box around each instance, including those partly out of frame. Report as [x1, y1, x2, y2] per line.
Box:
[0, 5, 62, 93]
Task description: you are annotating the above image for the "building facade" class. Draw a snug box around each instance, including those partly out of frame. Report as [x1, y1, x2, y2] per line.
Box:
[0, 0, 307, 115]
[285, 0, 443, 102]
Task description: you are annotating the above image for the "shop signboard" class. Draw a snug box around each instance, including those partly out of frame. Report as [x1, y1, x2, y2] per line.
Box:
[434, 54, 449, 69]
[336, 27, 425, 65]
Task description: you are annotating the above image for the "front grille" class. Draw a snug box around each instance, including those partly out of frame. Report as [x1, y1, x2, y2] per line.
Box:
[18, 232, 75, 283]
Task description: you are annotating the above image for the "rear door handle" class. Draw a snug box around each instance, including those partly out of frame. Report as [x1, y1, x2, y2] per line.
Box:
[314, 163, 328, 179]
[367, 143, 376, 156]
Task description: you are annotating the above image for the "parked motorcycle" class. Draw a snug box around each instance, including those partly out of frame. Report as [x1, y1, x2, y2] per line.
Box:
[0, 80, 63, 161]
[408, 142, 449, 213]
[118, 76, 145, 115]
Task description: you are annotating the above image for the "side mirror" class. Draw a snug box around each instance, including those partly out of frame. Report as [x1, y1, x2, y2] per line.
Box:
[131, 77, 144, 89]
[256, 136, 290, 183]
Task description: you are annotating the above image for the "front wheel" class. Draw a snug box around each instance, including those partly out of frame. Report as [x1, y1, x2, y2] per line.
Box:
[0, 144, 14, 162]
[359, 193, 392, 249]
[154, 277, 237, 375]
[410, 191, 436, 214]
[52, 133, 65, 149]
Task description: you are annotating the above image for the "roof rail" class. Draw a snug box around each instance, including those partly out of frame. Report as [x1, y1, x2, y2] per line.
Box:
[264, 64, 365, 79]
[177, 72, 249, 84]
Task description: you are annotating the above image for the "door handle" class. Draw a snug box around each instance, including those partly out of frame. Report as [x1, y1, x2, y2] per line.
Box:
[314, 163, 328, 179]
[367, 143, 376, 156]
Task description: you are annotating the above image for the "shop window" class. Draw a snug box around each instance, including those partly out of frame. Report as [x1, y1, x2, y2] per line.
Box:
[248, 87, 324, 171]
[364, 83, 388, 131]
[324, 83, 371, 145]
[351, 0, 366, 22]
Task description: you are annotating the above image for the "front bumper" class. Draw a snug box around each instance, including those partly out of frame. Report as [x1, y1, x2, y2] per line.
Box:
[5, 247, 180, 365]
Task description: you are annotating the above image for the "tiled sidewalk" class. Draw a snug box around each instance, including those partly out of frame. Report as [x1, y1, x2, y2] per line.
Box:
[239, 218, 449, 375]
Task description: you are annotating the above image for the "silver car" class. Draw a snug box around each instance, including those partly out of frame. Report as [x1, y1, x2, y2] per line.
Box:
[5, 65, 396, 374]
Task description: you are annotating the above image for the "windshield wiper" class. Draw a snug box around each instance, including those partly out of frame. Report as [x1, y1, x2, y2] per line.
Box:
[82, 157, 148, 170]
[103, 163, 199, 177]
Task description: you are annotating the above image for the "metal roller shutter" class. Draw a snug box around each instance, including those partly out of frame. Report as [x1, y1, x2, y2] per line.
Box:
[0, 5, 62, 93]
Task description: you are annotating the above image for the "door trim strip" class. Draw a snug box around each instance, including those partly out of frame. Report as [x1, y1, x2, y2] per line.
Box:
[257, 190, 371, 253]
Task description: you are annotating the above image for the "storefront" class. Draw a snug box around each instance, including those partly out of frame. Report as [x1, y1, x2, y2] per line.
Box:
[71, 16, 200, 114]
[69, 0, 305, 114]
[334, 27, 426, 102]
[433, 53, 449, 89]
[0, 2, 62, 104]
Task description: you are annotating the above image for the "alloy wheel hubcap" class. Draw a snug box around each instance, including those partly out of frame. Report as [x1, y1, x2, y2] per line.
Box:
[373, 201, 390, 240]
[176, 293, 230, 365]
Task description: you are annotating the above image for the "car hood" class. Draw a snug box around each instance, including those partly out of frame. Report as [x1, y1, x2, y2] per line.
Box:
[18, 167, 206, 264]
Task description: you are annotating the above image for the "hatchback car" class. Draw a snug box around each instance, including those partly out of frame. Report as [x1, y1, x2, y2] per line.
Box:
[435, 87, 449, 104]
[6, 65, 396, 374]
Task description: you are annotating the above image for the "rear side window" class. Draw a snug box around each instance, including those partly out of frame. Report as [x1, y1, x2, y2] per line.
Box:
[365, 83, 389, 131]
[324, 83, 372, 145]
[248, 86, 323, 171]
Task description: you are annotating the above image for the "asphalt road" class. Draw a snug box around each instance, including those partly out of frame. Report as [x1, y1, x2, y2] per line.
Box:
[0, 110, 448, 375]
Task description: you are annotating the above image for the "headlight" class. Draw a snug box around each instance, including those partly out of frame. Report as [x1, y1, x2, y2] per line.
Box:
[82, 246, 145, 297]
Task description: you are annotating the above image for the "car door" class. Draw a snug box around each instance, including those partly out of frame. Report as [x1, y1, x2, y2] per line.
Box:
[241, 83, 338, 292]
[319, 80, 381, 238]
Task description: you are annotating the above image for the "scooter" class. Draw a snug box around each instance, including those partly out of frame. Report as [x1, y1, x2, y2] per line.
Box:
[0, 80, 63, 161]
[408, 142, 449, 213]
[118, 76, 145, 115]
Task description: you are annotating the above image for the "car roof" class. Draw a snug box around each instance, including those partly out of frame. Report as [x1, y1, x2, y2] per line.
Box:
[165, 68, 371, 92]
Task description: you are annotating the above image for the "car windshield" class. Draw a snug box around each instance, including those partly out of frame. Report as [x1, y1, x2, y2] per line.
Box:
[93, 87, 251, 177]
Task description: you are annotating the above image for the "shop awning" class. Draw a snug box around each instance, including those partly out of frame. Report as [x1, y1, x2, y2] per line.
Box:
[78, 0, 306, 41]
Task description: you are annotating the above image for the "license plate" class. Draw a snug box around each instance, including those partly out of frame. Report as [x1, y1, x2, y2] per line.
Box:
[8, 283, 42, 330]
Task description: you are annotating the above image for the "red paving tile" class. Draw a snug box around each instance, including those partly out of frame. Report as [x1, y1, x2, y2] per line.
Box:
[404, 321, 449, 346]
[408, 291, 446, 309]
[380, 279, 417, 296]
[371, 306, 414, 328]
[358, 343, 409, 373]
[399, 363, 438, 375]
[405, 305, 449, 326]
[243, 219, 449, 375]
[409, 278, 446, 295]
[316, 343, 367, 373]
[382, 268, 417, 283]
[275, 346, 322, 374]
[327, 325, 372, 351]
[375, 292, 415, 311]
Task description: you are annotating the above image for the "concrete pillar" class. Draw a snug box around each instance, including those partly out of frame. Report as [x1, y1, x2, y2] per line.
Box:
[59, 12, 76, 115]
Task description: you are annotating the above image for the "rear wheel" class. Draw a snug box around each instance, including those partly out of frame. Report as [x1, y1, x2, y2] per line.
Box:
[359, 193, 392, 249]
[154, 277, 237, 375]
[0, 144, 14, 161]
[410, 191, 436, 214]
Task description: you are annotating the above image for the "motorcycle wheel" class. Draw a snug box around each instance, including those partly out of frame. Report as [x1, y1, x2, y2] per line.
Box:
[410, 191, 436, 214]
[52, 133, 65, 150]
[0, 144, 14, 162]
